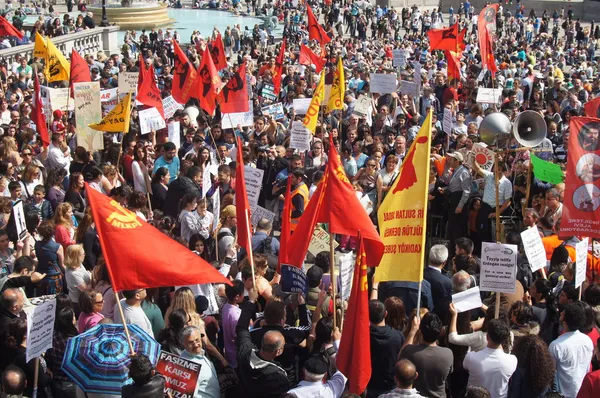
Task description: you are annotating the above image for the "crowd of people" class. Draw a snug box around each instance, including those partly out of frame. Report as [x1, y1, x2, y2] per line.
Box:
[0, 0, 599, 397]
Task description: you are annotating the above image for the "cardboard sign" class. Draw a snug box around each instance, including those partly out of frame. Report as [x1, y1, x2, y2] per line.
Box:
[118, 72, 139, 93]
[280, 264, 308, 296]
[369, 73, 397, 94]
[156, 351, 201, 398]
[289, 121, 312, 152]
[251, 206, 276, 227]
[480, 242, 518, 294]
[468, 143, 494, 170]
[414, 62, 422, 87]
[26, 298, 56, 362]
[353, 95, 371, 118]
[168, 121, 180, 150]
[40, 86, 73, 115]
[138, 107, 166, 135]
[74, 82, 104, 151]
[392, 49, 406, 68]
[244, 166, 264, 212]
[261, 103, 285, 120]
[222, 101, 254, 129]
[397, 80, 419, 97]
[12, 200, 26, 241]
[476, 88, 502, 104]
[520, 227, 547, 272]
[338, 252, 355, 301]
[452, 286, 483, 313]
[261, 83, 277, 101]
[575, 238, 588, 288]
[443, 108, 453, 135]
[293, 98, 312, 115]
[308, 225, 339, 256]
[163, 95, 184, 120]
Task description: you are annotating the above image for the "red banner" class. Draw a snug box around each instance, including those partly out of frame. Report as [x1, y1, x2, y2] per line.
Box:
[155, 351, 201, 398]
[561, 117, 600, 238]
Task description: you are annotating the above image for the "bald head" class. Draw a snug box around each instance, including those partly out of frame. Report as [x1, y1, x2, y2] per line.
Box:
[395, 359, 418, 389]
[0, 289, 24, 316]
[2, 365, 26, 395]
[261, 330, 285, 355]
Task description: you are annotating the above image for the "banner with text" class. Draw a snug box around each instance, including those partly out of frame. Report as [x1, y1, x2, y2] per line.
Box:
[480, 242, 517, 294]
[74, 82, 104, 151]
[155, 351, 201, 398]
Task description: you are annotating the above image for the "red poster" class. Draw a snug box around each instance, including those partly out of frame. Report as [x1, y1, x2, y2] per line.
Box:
[155, 351, 201, 398]
[561, 117, 600, 238]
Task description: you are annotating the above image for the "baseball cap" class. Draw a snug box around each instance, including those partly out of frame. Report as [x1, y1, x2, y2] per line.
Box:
[447, 152, 464, 162]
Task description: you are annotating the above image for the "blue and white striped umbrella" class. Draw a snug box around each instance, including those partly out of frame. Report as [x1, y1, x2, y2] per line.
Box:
[61, 324, 160, 394]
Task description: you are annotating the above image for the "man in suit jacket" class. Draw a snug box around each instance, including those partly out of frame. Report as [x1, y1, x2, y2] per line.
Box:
[424, 244, 452, 321]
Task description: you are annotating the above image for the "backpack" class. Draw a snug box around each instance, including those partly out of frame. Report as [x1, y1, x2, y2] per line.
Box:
[254, 236, 279, 275]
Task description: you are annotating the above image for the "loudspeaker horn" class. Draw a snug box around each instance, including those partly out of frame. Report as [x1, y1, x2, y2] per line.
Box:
[479, 112, 512, 147]
[513, 110, 547, 148]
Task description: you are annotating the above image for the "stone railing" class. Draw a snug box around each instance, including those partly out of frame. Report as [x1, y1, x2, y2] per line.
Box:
[0, 26, 120, 65]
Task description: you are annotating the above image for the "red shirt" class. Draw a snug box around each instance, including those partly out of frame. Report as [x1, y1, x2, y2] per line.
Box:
[577, 369, 600, 398]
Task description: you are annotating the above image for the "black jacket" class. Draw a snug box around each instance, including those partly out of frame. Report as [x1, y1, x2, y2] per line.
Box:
[162, 176, 201, 217]
[368, 325, 405, 395]
[236, 301, 290, 398]
[121, 374, 166, 398]
[424, 266, 452, 321]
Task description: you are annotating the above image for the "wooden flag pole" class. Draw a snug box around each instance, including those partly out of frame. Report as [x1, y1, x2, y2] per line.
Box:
[330, 231, 337, 328]
[494, 152, 502, 319]
[32, 358, 39, 398]
[524, 157, 533, 211]
[245, 208, 256, 290]
[114, 290, 135, 354]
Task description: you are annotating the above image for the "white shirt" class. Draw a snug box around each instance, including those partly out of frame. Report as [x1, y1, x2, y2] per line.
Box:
[480, 169, 513, 208]
[549, 330, 593, 397]
[287, 371, 347, 398]
[113, 299, 154, 337]
[47, 142, 71, 171]
[180, 349, 220, 398]
[463, 347, 517, 398]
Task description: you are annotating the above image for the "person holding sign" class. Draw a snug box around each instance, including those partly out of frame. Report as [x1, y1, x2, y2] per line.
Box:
[179, 325, 220, 397]
[121, 353, 167, 397]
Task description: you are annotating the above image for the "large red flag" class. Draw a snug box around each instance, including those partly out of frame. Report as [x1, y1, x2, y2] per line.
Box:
[273, 38, 286, 96]
[445, 50, 462, 83]
[307, 4, 331, 45]
[172, 40, 198, 105]
[0, 16, 23, 39]
[210, 33, 228, 71]
[336, 238, 371, 394]
[427, 23, 460, 52]
[31, 70, 49, 147]
[69, 48, 91, 97]
[299, 44, 326, 73]
[217, 63, 249, 113]
[478, 4, 499, 76]
[584, 96, 600, 118]
[195, 45, 222, 114]
[137, 56, 165, 118]
[85, 183, 231, 291]
[235, 137, 252, 256]
[286, 135, 384, 267]
[277, 175, 292, 272]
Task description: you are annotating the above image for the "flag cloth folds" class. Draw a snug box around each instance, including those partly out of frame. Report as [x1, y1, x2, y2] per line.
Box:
[375, 111, 433, 283]
[336, 238, 371, 395]
[45, 36, 70, 82]
[85, 183, 231, 291]
[277, 175, 292, 272]
[286, 135, 384, 267]
[326, 56, 345, 113]
[235, 137, 252, 256]
[273, 38, 286, 96]
[445, 50, 462, 83]
[31, 70, 49, 147]
[0, 16, 23, 39]
[172, 40, 198, 104]
[137, 56, 165, 118]
[302, 71, 325, 133]
[307, 4, 331, 45]
[69, 49, 91, 96]
[478, 4, 499, 76]
[89, 93, 132, 133]
[531, 154, 564, 184]
[299, 44, 326, 73]
[584, 96, 600, 118]
[34, 32, 47, 58]
[195, 45, 222, 114]
[218, 63, 249, 113]
[427, 23, 460, 52]
[210, 33, 228, 71]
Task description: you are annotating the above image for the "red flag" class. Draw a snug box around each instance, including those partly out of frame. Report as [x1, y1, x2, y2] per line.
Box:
[217, 63, 249, 113]
[172, 40, 198, 105]
[299, 44, 326, 73]
[478, 4, 499, 76]
[286, 135, 384, 267]
[85, 183, 231, 291]
[210, 33, 228, 71]
[235, 136, 252, 256]
[69, 48, 91, 97]
[445, 50, 462, 83]
[584, 97, 600, 118]
[273, 38, 286, 96]
[0, 16, 23, 39]
[307, 4, 331, 45]
[427, 23, 460, 52]
[31, 70, 49, 147]
[336, 238, 371, 394]
[195, 45, 222, 114]
[137, 56, 165, 118]
[277, 175, 292, 272]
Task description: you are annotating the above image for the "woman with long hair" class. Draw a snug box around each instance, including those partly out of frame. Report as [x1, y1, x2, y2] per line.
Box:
[77, 290, 105, 333]
[310, 317, 337, 376]
[0, 136, 21, 165]
[198, 147, 211, 171]
[157, 309, 189, 355]
[178, 192, 199, 242]
[46, 307, 78, 398]
[353, 156, 384, 212]
[385, 296, 408, 332]
[525, 278, 560, 345]
[64, 244, 91, 315]
[128, 191, 151, 221]
[508, 335, 555, 397]
[45, 167, 67, 212]
[189, 233, 210, 261]
[164, 287, 203, 329]
[35, 220, 65, 295]
[75, 207, 101, 270]
[91, 261, 116, 319]
[132, 144, 151, 194]
[19, 164, 42, 201]
[151, 166, 170, 210]
[53, 202, 75, 249]
[65, 172, 85, 221]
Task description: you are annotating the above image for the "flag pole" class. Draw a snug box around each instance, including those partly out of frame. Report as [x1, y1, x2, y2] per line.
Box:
[114, 290, 136, 354]
[245, 208, 256, 290]
[416, 280, 423, 320]
[494, 152, 502, 319]
[330, 230, 337, 328]
[32, 358, 39, 398]
[524, 159, 533, 211]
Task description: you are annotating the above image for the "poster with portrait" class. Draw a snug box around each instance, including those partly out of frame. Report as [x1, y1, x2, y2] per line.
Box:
[561, 117, 600, 238]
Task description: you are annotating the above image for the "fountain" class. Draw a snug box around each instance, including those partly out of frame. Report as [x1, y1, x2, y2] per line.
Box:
[88, 0, 174, 31]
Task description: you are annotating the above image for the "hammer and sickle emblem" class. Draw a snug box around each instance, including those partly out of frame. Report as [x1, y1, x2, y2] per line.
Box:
[106, 200, 142, 228]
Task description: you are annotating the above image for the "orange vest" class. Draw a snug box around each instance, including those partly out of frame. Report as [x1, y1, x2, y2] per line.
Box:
[289, 183, 309, 232]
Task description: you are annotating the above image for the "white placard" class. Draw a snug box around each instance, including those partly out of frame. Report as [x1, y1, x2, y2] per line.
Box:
[467, 143, 494, 170]
[339, 252, 355, 301]
[118, 72, 139, 93]
[222, 101, 254, 129]
[12, 201, 26, 241]
[452, 286, 483, 313]
[168, 121, 180, 150]
[353, 94, 371, 118]
[476, 88, 502, 104]
[250, 206, 276, 227]
[163, 95, 184, 120]
[40, 86, 73, 115]
[575, 238, 588, 288]
[443, 108, 453, 134]
[201, 166, 212, 199]
[308, 226, 339, 256]
[480, 242, 518, 294]
[520, 227, 547, 272]
[369, 73, 397, 94]
[138, 107, 166, 135]
[26, 298, 56, 363]
[477, 68, 487, 82]
[392, 49, 406, 68]
[100, 88, 119, 115]
[414, 63, 422, 87]
[261, 103, 285, 120]
[293, 98, 312, 115]
[289, 121, 312, 152]
[397, 80, 420, 97]
[244, 166, 264, 212]
[74, 82, 104, 151]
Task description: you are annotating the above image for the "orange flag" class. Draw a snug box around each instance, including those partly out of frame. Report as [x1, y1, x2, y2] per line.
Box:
[137, 56, 165, 118]
[307, 4, 331, 45]
[427, 23, 460, 52]
[195, 45, 222, 114]
[235, 136, 252, 256]
[217, 63, 249, 113]
[445, 50, 462, 83]
[273, 38, 286, 96]
[299, 44, 326, 73]
[172, 40, 198, 104]
[277, 175, 292, 272]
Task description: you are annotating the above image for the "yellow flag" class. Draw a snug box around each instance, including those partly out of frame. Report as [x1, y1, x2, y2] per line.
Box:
[45, 36, 70, 82]
[33, 32, 47, 59]
[326, 57, 345, 113]
[302, 71, 325, 133]
[89, 93, 132, 133]
[375, 110, 433, 283]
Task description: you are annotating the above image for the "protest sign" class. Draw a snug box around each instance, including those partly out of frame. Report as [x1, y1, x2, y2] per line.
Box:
[452, 287, 483, 313]
[575, 238, 588, 288]
[339, 252, 355, 301]
[251, 206, 276, 227]
[308, 226, 339, 256]
[468, 143, 494, 170]
[163, 95, 184, 120]
[476, 88, 502, 104]
[414, 63, 422, 88]
[281, 264, 308, 296]
[26, 298, 56, 362]
[520, 227, 547, 272]
[40, 86, 73, 115]
[74, 82, 104, 151]
[353, 95, 371, 118]
[392, 49, 406, 68]
[222, 101, 254, 129]
[211, 192, 220, 232]
[480, 242, 518, 294]
[477, 68, 487, 82]
[369, 73, 397, 94]
[12, 200, 26, 241]
[100, 88, 119, 115]
[244, 166, 264, 212]
[156, 351, 201, 398]
[443, 108, 453, 135]
[290, 121, 312, 152]
[261, 103, 285, 120]
[118, 72, 138, 93]
[261, 83, 277, 100]
[397, 80, 419, 97]
[293, 98, 312, 115]
[168, 122, 180, 150]
[201, 166, 212, 199]
[138, 107, 166, 135]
